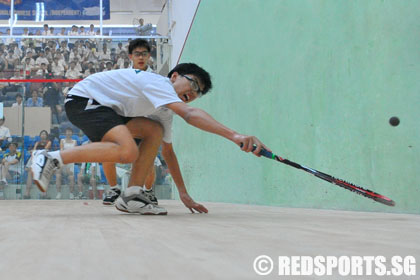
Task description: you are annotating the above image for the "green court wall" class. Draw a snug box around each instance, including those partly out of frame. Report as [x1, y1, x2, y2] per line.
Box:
[172, 0, 420, 214]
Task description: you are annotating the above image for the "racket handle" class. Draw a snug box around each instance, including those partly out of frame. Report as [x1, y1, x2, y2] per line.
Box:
[240, 143, 274, 159]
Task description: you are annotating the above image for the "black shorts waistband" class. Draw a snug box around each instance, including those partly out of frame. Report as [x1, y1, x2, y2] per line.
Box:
[66, 94, 100, 105]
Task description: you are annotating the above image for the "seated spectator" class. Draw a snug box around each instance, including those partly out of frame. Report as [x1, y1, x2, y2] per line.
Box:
[116, 42, 124, 55]
[24, 130, 51, 199]
[83, 62, 96, 77]
[22, 57, 35, 76]
[26, 41, 36, 54]
[35, 62, 48, 76]
[55, 52, 67, 70]
[116, 51, 128, 69]
[103, 61, 113, 71]
[73, 57, 83, 72]
[12, 93, 23, 108]
[51, 56, 65, 77]
[98, 44, 111, 62]
[26, 90, 43, 107]
[5, 50, 18, 69]
[45, 47, 53, 61]
[21, 51, 35, 67]
[0, 116, 12, 147]
[35, 50, 49, 67]
[56, 127, 78, 199]
[65, 61, 82, 79]
[0, 142, 21, 186]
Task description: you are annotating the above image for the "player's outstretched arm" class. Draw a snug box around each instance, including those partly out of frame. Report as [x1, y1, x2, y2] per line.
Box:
[166, 102, 270, 156]
[162, 142, 208, 213]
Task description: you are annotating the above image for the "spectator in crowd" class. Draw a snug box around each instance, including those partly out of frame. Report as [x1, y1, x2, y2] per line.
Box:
[79, 26, 86, 36]
[12, 93, 23, 108]
[98, 44, 111, 62]
[87, 24, 95, 36]
[24, 130, 51, 199]
[35, 62, 48, 76]
[65, 61, 82, 79]
[83, 62, 96, 77]
[26, 90, 43, 107]
[55, 127, 78, 199]
[69, 47, 82, 62]
[58, 27, 67, 44]
[43, 73, 62, 124]
[21, 28, 32, 51]
[22, 57, 34, 75]
[21, 50, 35, 68]
[34, 30, 43, 53]
[55, 52, 67, 70]
[68, 25, 79, 49]
[2, 70, 24, 96]
[0, 49, 7, 71]
[116, 51, 128, 69]
[35, 50, 49, 67]
[4, 29, 13, 45]
[0, 116, 12, 147]
[104, 61, 113, 71]
[44, 47, 53, 61]
[58, 41, 70, 55]
[26, 41, 36, 55]
[51, 56, 65, 77]
[116, 42, 124, 54]
[5, 50, 18, 69]
[41, 24, 52, 49]
[87, 24, 96, 46]
[0, 142, 21, 186]
[42, 24, 51, 36]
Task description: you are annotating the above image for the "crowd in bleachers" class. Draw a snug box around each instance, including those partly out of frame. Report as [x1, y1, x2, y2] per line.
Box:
[0, 25, 167, 199]
[0, 24, 157, 107]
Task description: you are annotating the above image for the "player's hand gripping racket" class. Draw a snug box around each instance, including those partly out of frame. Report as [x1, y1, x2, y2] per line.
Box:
[242, 144, 395, 206]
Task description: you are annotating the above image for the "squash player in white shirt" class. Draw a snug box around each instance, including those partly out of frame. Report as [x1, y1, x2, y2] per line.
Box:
[31, 64, 269, 215]
[102, 39, 162, 206]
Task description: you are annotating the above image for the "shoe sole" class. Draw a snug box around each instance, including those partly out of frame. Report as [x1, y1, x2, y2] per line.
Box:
[115, 204, 167, 215]
[103, 202, 114, 205]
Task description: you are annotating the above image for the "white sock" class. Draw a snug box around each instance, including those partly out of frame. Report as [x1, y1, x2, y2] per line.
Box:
[110, 185, 120, 191]
[124, 186, 142, 196]
[49, 151, 63, 166]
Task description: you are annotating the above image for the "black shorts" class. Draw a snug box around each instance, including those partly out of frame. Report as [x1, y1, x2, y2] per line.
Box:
[65, 95, 132, 142]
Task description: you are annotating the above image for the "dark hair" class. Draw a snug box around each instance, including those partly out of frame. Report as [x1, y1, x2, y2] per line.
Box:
[16, 93, 22, 98]
[8, 142, 17, 148]
[167, 63, 212, 95]
[65, 127, 73, 132]
[128, 39, 151, 54]
[39, 130, 49, 137]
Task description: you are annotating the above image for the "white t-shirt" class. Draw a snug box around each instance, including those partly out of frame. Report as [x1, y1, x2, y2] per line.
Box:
[68, 69, 182, 118]
[146, 107, 174, 143]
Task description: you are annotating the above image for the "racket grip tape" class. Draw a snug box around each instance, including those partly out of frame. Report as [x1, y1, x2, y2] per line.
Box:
[240, 143, 275, 159]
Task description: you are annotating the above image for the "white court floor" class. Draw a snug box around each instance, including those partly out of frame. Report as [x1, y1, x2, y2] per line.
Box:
[0, 200, 419, 280]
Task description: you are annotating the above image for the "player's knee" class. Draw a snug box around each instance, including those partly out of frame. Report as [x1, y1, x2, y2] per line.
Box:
[119, 143, 138, 163]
